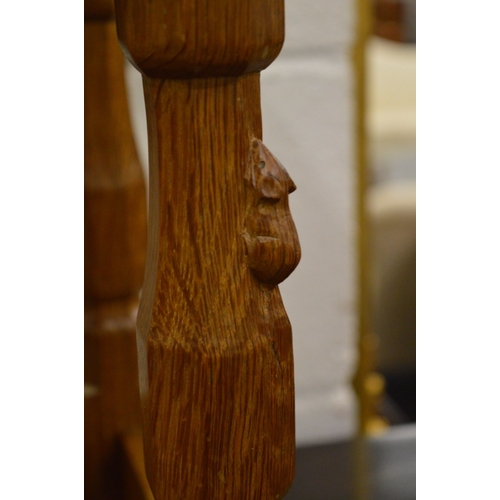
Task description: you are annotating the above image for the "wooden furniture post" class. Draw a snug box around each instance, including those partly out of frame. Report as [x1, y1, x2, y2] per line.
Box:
[113, 1, 301, 498]
[84, 0, 147, 497]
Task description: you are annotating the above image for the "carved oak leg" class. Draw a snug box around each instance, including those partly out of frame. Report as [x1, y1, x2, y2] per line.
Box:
[113, 1, 301, 498]
[84, 1, 147, 497]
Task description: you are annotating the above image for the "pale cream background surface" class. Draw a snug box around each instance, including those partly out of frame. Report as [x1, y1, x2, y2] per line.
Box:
[124, 2, 416, 446]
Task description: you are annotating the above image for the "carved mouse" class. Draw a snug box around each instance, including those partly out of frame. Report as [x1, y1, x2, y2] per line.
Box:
[243, 138, 301, 286]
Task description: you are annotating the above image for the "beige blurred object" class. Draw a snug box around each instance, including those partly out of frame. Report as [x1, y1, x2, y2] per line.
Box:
[365, 33, 416, 375]
[367, 37, 415, 138]
[367, 182, 416, 373]
[366, 36, 415, 185]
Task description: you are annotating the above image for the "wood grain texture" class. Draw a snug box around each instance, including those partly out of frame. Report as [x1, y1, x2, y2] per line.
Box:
[114, 0, 284, 78]
[84, 12, 147, 499]
[84, 20, 146, 301]
[114, 0, 300, 498]
[85, 0, 115, 20]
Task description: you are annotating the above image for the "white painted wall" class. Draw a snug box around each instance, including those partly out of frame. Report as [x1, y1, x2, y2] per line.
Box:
[261, 0, 358, 445]
[125, 0, 358, 446]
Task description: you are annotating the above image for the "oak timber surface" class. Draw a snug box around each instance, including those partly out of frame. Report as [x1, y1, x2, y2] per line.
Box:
[84, 3, 147, 497]
[114, 0, 301, 498]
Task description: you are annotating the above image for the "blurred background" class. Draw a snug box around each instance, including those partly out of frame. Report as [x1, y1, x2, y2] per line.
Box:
[123, 0, 416, 498]
[364, 0, 416, 433]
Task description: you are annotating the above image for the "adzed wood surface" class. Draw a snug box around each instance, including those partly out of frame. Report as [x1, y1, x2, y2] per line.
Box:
[114, 0, 301, 498]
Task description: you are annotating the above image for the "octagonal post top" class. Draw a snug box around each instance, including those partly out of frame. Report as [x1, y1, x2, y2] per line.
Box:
[114, 0, 285, 79]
